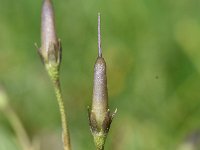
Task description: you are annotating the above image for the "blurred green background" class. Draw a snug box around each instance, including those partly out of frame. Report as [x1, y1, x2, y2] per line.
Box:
[1, 0, 200, 149]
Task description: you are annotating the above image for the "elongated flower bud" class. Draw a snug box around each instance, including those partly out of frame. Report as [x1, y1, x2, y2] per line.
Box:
[88, 13, 116, 150]
[39, 0, 61, 66]
[41, 0, 57, 51]
[37, 1, 71, 150]
[92, 57, 108, 126]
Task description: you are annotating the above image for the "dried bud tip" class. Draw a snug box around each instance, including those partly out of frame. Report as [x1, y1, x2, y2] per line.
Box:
[98, 13, 102, 58]
[111, 108, 117, 120]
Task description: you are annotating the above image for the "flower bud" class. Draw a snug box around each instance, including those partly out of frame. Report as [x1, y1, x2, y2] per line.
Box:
[88, 13, 116, 150]
[38, 0, 61, 67]
[91, 57, 108, 126]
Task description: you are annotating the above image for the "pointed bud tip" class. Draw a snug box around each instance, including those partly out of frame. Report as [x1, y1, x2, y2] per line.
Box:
[39, 0, 61, 66]
[41, 0, 57, 52]
[95, 57, 106, 66]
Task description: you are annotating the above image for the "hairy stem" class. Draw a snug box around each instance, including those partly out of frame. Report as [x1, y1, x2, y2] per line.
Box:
[46, 65, 71, 150]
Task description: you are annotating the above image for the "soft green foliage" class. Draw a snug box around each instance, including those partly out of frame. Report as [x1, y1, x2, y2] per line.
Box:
[0, 127, 20, 150]
[0, 0, 200, 150]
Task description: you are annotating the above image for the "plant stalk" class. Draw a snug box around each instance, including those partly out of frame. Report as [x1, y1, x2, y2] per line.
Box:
[3, 107, 33, 150]
[46, 64, 71, 150]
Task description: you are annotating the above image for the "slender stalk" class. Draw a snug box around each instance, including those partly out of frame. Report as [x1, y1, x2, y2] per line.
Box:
[46, 65, 71, 150]
[0, 87, 35, 150]
[38, 0, 71, 149]
[53, 79, 71, 150]
[3, 107, 33, 150]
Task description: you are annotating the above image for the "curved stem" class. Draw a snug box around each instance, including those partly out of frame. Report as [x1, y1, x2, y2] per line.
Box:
[3, 107, 33, 150]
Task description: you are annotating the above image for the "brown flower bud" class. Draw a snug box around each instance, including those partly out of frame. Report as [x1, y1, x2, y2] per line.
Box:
[38, 0, 61, 66]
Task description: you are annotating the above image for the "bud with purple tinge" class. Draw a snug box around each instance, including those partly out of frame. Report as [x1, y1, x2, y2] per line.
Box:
[38, 0, 61, 67]
[91, 57, 108, 127]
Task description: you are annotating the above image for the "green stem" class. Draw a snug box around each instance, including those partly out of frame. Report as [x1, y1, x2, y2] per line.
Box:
[3, 107, 33, 150]
[53, 79, 71, 150]
[46, 64, 71, 150]
[93, 131, 106, 150]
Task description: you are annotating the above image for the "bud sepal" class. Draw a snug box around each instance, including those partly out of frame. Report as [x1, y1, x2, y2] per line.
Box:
[88, 107, 117, 150]
[38, 39, 62, 67]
